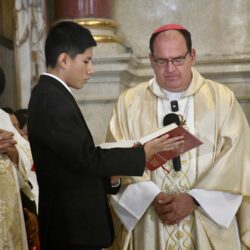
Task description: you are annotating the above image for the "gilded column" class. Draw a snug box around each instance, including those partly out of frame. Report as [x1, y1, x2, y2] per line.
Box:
[54, 0, 122, 45]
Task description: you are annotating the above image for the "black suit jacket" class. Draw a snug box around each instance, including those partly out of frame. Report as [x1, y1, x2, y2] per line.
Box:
[28, 75, 145, 249]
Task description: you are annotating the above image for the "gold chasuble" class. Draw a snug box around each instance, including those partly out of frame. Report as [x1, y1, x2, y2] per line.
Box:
[0, 156, 26, 249]
[106, 68, 250, 250]
[0, 109, 33, 250]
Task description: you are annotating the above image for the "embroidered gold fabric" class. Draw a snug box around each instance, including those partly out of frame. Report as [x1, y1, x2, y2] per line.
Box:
[0, 156, 25, 250]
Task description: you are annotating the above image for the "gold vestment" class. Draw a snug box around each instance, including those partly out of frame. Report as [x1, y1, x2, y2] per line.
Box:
[106, 68, 250, 250]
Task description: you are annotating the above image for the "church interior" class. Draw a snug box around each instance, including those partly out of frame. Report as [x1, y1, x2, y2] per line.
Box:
[0, 0, 250, 144]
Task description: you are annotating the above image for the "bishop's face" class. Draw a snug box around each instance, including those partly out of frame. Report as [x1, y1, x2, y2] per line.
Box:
[149, 30, 196, 92]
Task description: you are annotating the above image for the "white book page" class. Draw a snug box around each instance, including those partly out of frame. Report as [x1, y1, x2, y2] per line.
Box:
[99, 140, 136, 149]
[139, 123, 177, 144]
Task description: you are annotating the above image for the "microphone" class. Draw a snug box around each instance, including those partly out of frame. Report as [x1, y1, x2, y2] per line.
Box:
[163, 113, 181, 171]
[170, 100, 179, 112]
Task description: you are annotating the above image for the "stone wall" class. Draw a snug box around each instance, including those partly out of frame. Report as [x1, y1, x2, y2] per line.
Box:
[0, 45, 17, 109]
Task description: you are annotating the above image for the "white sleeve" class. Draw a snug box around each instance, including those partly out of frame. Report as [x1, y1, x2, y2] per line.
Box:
[110, 181, 161, 231]
[188, 189, 242, 228]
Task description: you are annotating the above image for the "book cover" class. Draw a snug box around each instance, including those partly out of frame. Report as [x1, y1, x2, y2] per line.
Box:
[99, 124, 202, 171]
[100, 124, 178, 149]
[146, 126, 202, 171]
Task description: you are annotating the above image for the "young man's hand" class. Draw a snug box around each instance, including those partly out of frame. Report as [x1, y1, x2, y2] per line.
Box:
[144, 134, 184, 160]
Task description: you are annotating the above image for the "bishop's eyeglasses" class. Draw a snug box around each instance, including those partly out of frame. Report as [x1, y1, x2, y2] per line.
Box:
[152, 50, 190, 67]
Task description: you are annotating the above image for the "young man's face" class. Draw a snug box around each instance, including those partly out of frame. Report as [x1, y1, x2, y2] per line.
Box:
[64, 47, 94, 89]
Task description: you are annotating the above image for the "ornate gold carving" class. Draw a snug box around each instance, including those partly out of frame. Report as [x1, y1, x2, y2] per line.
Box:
[74, 18, 117, 29]
[93, 35, 122, 44]
[56, 18, 122, 44]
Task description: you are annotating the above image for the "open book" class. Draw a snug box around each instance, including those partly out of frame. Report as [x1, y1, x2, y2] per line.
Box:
[100, 123, 202, 171]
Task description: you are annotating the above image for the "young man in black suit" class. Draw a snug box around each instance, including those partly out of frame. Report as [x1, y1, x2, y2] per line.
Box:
[27, 21, 183, 250]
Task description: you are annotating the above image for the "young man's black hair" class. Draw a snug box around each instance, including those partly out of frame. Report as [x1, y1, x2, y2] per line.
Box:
[45, 21, 97, 68]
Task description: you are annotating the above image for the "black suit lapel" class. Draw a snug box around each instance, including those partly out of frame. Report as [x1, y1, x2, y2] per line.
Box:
[40, 75, 93, 139]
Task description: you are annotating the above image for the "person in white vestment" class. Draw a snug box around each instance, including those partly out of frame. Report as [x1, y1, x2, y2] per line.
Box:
[106, 24, 250, 250]
[0, 108, 38, 249]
